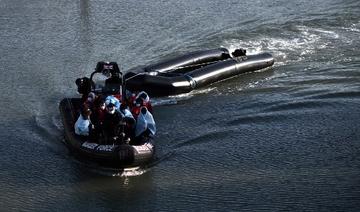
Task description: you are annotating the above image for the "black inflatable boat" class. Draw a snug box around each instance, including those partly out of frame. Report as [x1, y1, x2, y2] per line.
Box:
[59, 98, 155, 168]
[59, 47, 273, 167]
[124, 47, 274, 96]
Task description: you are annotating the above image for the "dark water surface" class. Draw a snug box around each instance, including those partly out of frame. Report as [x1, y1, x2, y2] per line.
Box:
[1, 0, 360, 211]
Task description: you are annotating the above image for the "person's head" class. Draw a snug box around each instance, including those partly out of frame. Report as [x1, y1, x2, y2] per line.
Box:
[94, 95, 106, 110]
[81, 105, 92, 119]
[99, 101, 106, 110]
[122, 90, 132, 104]
[135, 97, 143, 107]
[106, 103, 116, 114]
[87, 92, 96, 102]
[120, 103, 127, 112]
[139, 92, 148, 100]
[137, 91, 149, 103]
[75, 77, 92, 95]
[141, 106, 147, 115]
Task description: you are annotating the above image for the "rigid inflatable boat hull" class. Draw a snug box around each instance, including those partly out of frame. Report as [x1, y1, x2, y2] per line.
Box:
[59, 98, 155, 168]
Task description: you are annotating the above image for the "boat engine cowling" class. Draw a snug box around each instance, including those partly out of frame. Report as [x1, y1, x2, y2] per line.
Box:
[231, 48, 246, 57]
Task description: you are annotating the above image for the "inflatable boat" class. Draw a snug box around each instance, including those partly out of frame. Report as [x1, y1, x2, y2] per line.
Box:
[123, 47, 274, 96]
[59, 47, 273, 167]
[59, 98, 155, 168]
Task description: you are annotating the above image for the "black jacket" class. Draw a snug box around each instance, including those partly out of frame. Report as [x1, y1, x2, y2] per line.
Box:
[103, 110, 123, 137]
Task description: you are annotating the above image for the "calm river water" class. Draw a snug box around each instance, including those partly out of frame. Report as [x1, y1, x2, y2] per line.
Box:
[1, 0, 360, 211]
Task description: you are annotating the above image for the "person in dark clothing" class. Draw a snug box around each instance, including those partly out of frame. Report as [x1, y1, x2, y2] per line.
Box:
[75, 77, 93, 102]
[105, 72, 122, 95]
[103, 102, 124, 144]
[105, 72, 122, 85]
[89, 96, 106, 143]
[91, 96, 106, 126]
[119, 103, 136, 143]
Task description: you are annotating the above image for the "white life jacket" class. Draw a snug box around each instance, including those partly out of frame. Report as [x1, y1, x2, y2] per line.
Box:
[74, 114, 91, 136]
[135, 107, 156, 137]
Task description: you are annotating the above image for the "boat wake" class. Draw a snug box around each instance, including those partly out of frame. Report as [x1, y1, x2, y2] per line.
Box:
[71, 151, 176, 177]
[152, 87, 216, 106]
[95, 166, 150, 177]
[222, 23, 358, 66]
[33, 114, 64, 144]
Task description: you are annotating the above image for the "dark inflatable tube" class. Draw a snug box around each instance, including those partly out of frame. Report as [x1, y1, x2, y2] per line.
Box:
[124, 48, 274, 97]
[189, 52, 274, 87]
[143, 47, 231, 73]
[59, 98, 155, 168]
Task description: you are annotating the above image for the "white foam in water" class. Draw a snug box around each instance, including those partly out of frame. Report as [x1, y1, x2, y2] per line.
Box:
[52, 114, 63, 130]
[90, 166, 149, 177]
[221, 25, 341, 90]
[312, 28, 340, 39]
[151, 98, 178, 106]
[183, 87, 216, 96]
[224, 40, 264, 56]
[115, 166, 149, 177]
[224, 25, 342, 67]
[343, 22, 360, 32]
[152, 87, 216, 106]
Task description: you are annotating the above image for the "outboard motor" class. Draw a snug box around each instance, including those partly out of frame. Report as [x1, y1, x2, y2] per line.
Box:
[231, 48, 246, 57]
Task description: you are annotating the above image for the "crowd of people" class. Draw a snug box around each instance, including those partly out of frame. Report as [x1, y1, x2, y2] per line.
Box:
[74, 90, 156, 145]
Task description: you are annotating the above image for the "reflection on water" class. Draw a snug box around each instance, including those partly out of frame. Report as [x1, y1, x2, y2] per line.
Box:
[79, 0, 92, 62]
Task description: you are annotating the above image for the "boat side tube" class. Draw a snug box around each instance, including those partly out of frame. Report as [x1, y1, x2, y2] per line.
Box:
[124, 73, 194, 96]
[189, 52, 274, 87]
[144, 48, 231, 74]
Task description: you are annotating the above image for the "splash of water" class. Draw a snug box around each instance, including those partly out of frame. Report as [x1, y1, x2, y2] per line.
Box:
[222, 25, 343, 66]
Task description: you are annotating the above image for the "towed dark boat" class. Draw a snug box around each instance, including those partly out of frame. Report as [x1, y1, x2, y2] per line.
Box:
[59, 98, 155, 168]
[124, 47, 274, 96]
